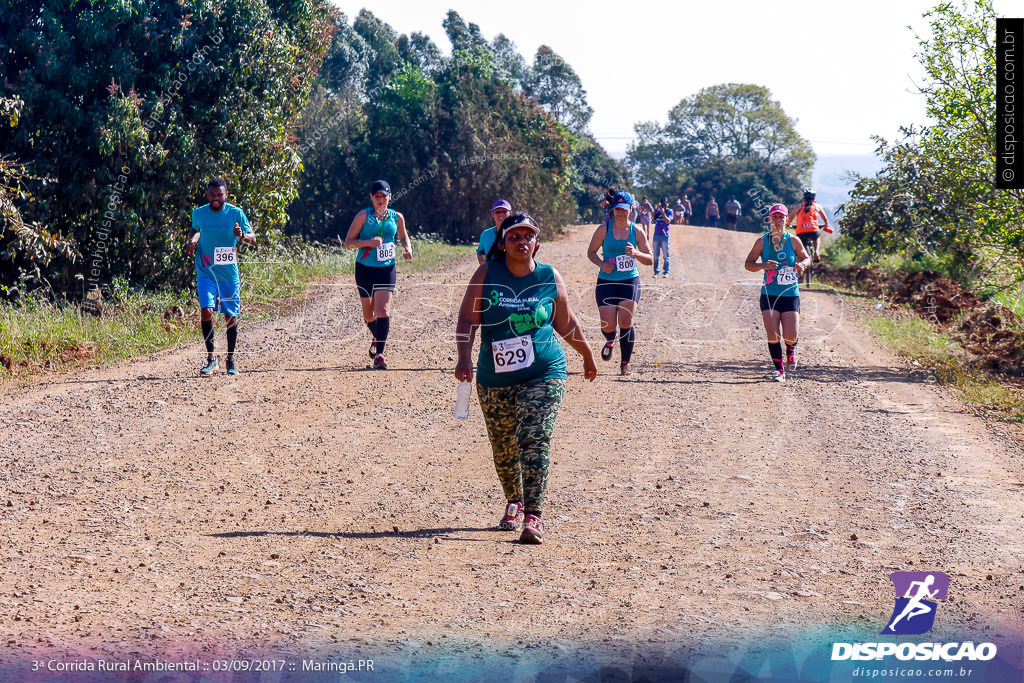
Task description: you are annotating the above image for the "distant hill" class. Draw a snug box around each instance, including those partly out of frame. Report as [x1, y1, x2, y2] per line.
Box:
[812, 154, 884, 227]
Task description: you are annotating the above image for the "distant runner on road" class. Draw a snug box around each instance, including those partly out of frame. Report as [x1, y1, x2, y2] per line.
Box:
[788, 188, 830, 264]
[638, 196, 654, 239]
[705, 197, 720, 227]
[343, 180, 413, 371]
[681, 194, 692, 225]
[476, 199, 512, 264]
[185, 177, 257, 377]
[455, 212, 597, 544]
[724, 196, 741, 230]
[743, 204, 811, 382]
[588, 190, 653, 376]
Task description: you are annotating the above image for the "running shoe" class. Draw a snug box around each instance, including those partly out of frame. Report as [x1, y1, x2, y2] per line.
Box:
[369, 341, 377, 358]
[199, 357, 218, 376]
[498, 501, 524, 530]
[600, 340, 615, 361]
[520, 514, 544, 544]
[772, 369, 786, 382]
[620, 361, 631, 376]
[225, 357, 238, 375]
[786, 351, 797, 372]
[373, 354, 387, 370]
[813, 253, 821, 263]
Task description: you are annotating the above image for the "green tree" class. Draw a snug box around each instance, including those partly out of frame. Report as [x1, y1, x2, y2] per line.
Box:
[839, 0, 1024, 286]
[0, 0, 333, 296]
[628, 83, 814, 229]
[522, 46, 594, 135]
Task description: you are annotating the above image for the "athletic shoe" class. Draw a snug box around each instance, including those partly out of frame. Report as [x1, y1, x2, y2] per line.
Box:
[369, 342, 377, 358]
[786, 351, 797, 372]
[663, 272, 670, 278]
[225, 357, 238, 375]
[620, 361, 631, 376]
[772, 369, 786, 382]
[814, 253, 821, 263]
[373, 354, 387, 370]
[200, 357, 218, 376]
[520, 514, 544, 544]
[653, 272, 661, 277]
[600, 340, 615, 361]
[498, 501, 523, 530]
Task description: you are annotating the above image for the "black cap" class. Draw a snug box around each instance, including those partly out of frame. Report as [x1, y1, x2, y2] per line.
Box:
[371, 180, 391, 195]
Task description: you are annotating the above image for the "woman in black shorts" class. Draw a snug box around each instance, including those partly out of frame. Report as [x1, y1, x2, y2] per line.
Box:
[587, 190, 653, 375]
[344, 180, 413, 370]
[743, 203, 810, 382]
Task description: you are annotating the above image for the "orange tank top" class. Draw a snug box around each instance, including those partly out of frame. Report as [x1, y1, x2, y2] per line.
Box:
[794, 204, 822, 234]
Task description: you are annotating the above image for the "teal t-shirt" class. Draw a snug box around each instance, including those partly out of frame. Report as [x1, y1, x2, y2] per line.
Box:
[761, 232, 800, 297]
[476, 226, 497, 258]
[597, 221, 640, 281]
[356, 208, 398, 267]
[193, 202, 252, 284]
[476, 259, 567, 389]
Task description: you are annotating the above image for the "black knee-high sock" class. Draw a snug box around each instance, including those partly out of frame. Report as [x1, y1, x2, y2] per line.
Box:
[366, 320, 376, 339]
[226, 324, 237, 356]
[768, 341, 783, 372]
[786, 340, 798, 355]
[375, 316, 390, 355]
[619, 327, 635, 363]
[201, 319, 214, 355]
[602, 328, 616, 343]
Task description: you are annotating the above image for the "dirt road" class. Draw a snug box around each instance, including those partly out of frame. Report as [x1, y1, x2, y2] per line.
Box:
[2, 224, 1022, 665]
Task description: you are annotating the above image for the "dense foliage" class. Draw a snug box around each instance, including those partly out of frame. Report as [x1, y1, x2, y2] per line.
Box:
[287, 10, 626, 244]
[0, 0, 334, 297]
[838, 0, 1024, 288]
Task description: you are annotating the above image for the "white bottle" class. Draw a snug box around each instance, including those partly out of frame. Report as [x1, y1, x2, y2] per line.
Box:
[454, 380, 472, 420]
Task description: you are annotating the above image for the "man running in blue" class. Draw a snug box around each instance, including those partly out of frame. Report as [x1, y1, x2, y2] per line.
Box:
[185, 178, 256, 376]
[476, 200, 511, 264]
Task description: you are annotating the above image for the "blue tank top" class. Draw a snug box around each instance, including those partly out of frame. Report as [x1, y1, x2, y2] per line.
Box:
[356, 208, 398, 267]
[598, 221, 640, 281]
[761, 232, 800, 297]
[476, 260, 567, 388]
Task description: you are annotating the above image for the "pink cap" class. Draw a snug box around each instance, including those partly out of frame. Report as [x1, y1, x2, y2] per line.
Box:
[768, 203, 788, 216]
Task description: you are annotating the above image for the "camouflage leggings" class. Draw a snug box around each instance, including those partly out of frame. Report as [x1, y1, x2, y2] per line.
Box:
[477, 378, 566, 516]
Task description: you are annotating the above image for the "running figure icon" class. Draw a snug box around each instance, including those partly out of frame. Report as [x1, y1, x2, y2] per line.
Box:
[881, 571, 949, 635]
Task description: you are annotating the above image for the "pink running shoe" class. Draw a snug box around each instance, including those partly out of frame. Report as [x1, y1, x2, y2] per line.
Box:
[520, 514, 544, 544]
[498, 501, 523, 530]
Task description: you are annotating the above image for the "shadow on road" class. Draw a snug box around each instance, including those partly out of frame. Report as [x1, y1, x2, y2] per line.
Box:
[208, 526, 494, 540]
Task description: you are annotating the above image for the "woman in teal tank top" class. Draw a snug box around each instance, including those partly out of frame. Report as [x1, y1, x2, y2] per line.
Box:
[587, 190, 653, 375]
[743, 203, 811, 382]
[344, 180, 414, 370]
[456, 212, 597, 545]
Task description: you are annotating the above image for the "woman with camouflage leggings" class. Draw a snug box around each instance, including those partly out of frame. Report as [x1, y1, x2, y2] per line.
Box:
[455, 212, 597, 544]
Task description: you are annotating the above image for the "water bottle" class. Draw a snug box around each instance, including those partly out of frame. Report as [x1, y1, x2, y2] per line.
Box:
[454, 380, 472, 420]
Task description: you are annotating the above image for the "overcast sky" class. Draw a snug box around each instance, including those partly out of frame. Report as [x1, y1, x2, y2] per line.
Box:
[332, 0, 1021, 159]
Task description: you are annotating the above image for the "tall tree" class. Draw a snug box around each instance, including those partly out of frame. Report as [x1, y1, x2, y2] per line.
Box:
[840, 0, 1024, 287]
[522, 45, 594, 135]
[628, 83, 814, 229]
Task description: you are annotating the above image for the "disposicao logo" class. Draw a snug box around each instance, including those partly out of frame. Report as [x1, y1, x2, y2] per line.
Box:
[831, 570, 997, 662]
[882, 571, 948, 635]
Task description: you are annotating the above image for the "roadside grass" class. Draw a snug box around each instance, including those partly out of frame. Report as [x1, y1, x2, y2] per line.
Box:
[863, 311, 1024, 422]
[0, 236, 472, 382]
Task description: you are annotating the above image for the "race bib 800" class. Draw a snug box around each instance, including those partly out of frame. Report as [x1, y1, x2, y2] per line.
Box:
[615, 254, 636, 272]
